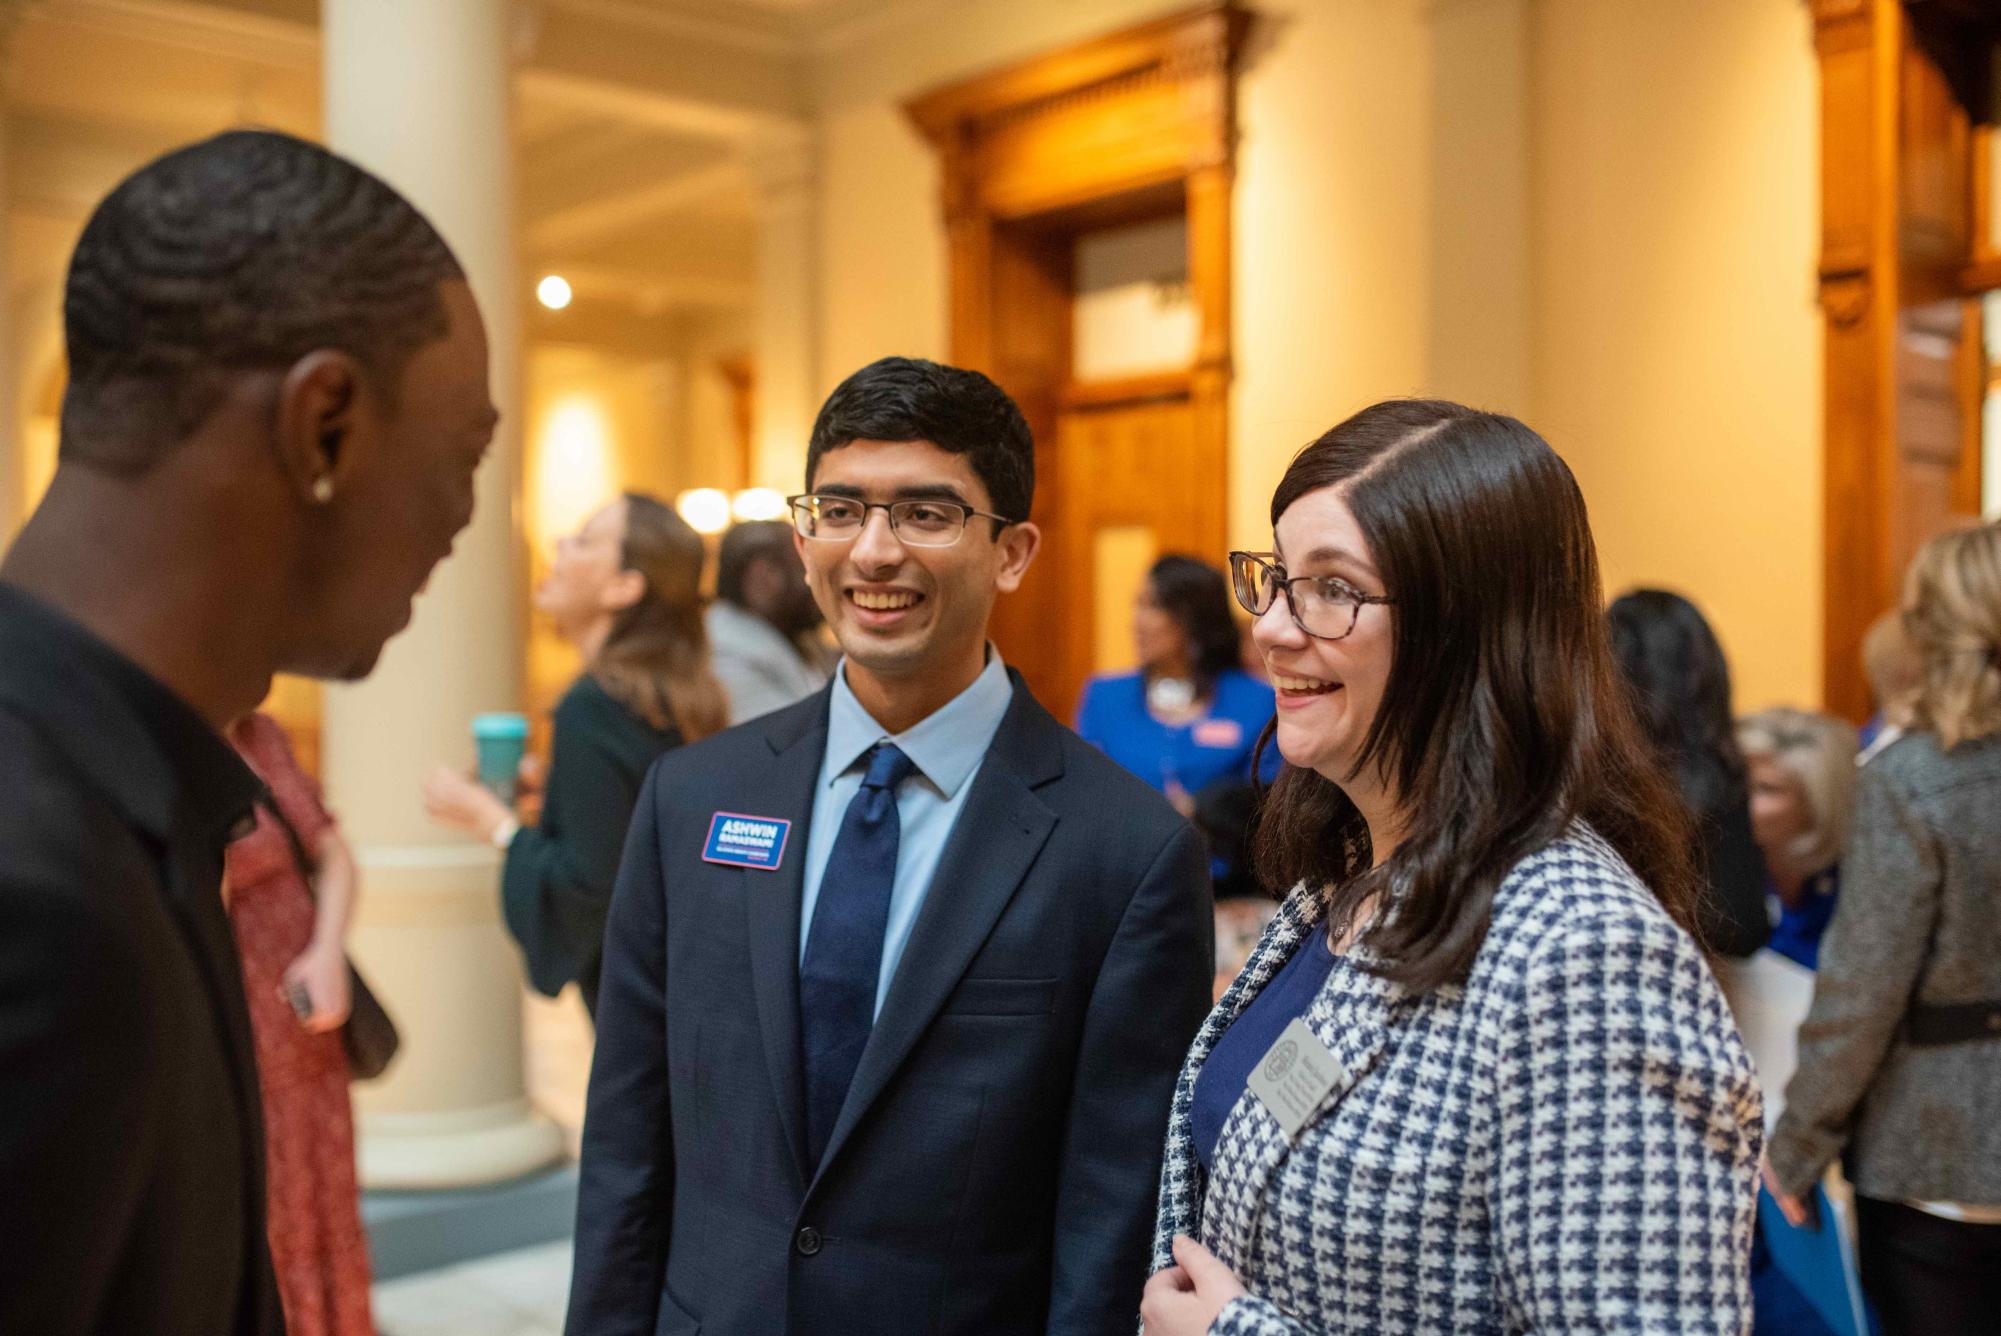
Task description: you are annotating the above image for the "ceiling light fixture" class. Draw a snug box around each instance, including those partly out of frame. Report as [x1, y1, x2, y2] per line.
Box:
[536, 274, 573, 311]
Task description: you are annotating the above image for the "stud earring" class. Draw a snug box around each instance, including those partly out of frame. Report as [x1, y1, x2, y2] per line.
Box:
[311, 476, 335, 504]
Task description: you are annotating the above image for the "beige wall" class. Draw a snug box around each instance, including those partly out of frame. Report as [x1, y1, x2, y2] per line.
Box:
[814, 99, 947, 404]
[1424, 0, 1534, 414]
[0, 0, 1828, 710]
[809, 0, 1824, 708]
[811, 0, 1171, 409]
[1228, 0, 1436, 548]
[1528, 0, 1821, 710]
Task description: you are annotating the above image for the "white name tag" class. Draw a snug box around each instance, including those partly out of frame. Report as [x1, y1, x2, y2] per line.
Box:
[1245, 1017, 1346, 1140]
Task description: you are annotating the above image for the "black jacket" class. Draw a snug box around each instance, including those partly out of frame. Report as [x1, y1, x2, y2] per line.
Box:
[502, 673, 681, 1016]
[566, 673, 1214, 1336]
[0, 583, 283, 1336]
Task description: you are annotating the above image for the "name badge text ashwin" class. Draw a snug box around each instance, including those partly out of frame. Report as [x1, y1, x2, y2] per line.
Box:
[702, 812, 792, 871]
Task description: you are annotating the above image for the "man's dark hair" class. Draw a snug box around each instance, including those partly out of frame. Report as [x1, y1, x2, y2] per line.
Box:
[60, 128, 465, 472]
[805, 356, 1034, 521]
[716, 520, 796, 606]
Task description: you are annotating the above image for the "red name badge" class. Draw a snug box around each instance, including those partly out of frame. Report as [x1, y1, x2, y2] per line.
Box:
[1192, 718, 1244, 749]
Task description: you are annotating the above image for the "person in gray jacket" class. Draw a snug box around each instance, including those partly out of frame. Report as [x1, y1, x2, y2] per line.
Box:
[1766, 520, 2001, 1336]
[707, 519, 834, 723]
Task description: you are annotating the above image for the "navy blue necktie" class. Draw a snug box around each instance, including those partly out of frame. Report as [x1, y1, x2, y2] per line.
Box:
[800, 742, 918, 1164]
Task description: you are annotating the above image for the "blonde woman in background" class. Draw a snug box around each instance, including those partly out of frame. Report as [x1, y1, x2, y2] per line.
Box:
[1721, 708, 1857, 1138]
[1726, 710, 1861, 1334]
[1740, 708, 1858, 974]
[425, 493, 727, 1018]
[1765, 522, 2001, 1334]
[1857, 609, 1921, 765]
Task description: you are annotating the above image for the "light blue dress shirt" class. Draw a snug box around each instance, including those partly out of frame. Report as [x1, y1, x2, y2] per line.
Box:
[798, 648, 1015, 1019]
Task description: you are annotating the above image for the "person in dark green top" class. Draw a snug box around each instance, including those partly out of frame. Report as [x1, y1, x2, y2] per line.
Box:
[425, 492, 727, 1017]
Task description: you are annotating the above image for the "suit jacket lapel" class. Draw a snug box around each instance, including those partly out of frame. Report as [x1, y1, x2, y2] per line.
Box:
[741, 692, 830, 1190]
[809, 683, 1063, 1184]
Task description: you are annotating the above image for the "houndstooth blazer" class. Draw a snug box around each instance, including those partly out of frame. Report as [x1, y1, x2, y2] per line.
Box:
[1149, 826, 1762, 1335]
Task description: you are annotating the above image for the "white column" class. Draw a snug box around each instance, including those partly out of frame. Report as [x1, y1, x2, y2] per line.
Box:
[749, 124, 820, 492]
[320, 0, 563, 1187]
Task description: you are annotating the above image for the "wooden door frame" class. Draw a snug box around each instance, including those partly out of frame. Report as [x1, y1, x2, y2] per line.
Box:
[904, 2, 1249, 712]
[1809, 0, 1992, 720]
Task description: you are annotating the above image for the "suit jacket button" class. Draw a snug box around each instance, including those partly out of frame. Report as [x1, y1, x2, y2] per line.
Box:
[795, 1226, 822, 1256]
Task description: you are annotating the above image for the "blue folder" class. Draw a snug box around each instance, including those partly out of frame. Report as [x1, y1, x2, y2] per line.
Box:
[1754, 1184, 1871, 1336]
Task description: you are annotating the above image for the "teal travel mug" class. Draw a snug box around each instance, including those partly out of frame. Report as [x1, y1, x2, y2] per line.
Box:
[472, 713, 530, 804]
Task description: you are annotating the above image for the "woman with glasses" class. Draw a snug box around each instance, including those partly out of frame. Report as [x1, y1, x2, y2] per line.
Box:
[1141, 399, 1760, 1336]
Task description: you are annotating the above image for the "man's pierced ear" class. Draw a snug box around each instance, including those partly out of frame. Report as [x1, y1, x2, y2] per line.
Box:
[278, 351, 362, 506]
[312, 422, 345, 503]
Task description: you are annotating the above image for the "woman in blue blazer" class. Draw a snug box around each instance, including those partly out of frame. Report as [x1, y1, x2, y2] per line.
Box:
[1142, 400, 1762, 1335]
[1076, 555, 1277, 813]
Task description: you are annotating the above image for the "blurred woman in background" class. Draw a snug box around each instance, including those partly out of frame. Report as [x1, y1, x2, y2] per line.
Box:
[1858, 608, 1921, 765]
[1079, 554, 1279, 986]
[1726, 710, 1862, 1336]
[1738, 708, 1857, 973]
[1077, 553, 1276, 817]
[1607, 588, 1770, 962]
[1766, 522, 2001, 1334]
[424, 493, 726, 1018]
[1719, 706, 1855, 1135]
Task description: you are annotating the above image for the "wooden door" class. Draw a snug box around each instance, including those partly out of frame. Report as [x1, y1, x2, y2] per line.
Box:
[1046, 379, 1204, 721]
[1812, 0, 1988, 718]
[907, 4, 1244, 716]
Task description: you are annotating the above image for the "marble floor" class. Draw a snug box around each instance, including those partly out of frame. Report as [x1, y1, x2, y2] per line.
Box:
[375, 1239, 572, 1336]
[371, 988, 593, 1334]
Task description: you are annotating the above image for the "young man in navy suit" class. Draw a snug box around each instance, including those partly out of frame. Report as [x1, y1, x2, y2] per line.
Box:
[568, 357, 1214, 1335]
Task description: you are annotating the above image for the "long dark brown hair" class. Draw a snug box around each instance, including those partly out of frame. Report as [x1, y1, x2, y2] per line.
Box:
[1146, 554, 1242, 696]
[592, 493, 728, 743]
[1251, 400, 1698, 991]
[1606, 588, 1747, 828]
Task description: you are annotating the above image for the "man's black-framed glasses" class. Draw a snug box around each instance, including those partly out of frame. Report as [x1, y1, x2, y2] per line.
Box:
[1229, 550, 1393, 642]
[787, 494, 1012, 548]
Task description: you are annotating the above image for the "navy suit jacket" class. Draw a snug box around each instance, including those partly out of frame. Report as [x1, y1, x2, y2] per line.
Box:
[567, 673, 1214, 1336]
